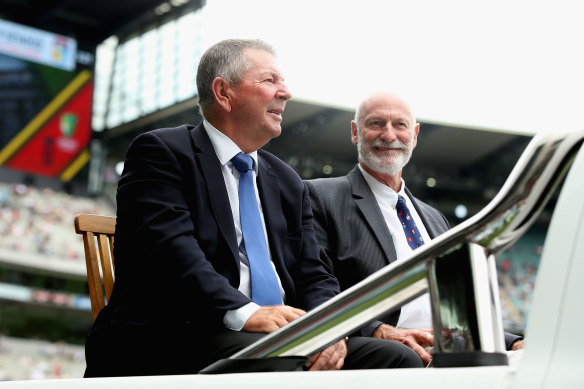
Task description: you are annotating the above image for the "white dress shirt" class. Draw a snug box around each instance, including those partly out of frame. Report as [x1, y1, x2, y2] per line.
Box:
[202, 121, 285, 331]
[358, 165, 433, 329]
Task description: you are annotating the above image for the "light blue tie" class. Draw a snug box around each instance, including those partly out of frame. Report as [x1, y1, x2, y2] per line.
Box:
[231, 153, 282, 306]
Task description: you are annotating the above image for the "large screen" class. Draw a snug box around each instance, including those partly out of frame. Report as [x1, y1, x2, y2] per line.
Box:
[0, 20, 92, 182]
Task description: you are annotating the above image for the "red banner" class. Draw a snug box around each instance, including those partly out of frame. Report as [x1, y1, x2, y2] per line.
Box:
[6, 80, 93, 177]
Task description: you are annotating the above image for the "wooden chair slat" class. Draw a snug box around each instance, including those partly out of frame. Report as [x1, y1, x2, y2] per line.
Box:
[75, 214, 116, 321]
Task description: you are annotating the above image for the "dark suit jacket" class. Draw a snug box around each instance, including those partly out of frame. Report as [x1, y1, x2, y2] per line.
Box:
[85, 123, 340, 376]
[306, 166, 521, 349]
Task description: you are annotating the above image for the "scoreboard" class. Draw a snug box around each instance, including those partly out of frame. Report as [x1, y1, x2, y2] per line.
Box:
[0, 19, 92, 182]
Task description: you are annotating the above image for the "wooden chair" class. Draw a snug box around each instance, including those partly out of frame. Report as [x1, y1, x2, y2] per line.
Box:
[74, 214, 116, 321]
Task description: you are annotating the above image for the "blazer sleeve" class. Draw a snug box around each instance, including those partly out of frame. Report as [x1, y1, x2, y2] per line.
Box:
[114, 130, 251, 325]
[304, 181, 334, 272]
[291, 182, 341, 311]
[505, 332, 524, 350]
[306, 180, 385, 337]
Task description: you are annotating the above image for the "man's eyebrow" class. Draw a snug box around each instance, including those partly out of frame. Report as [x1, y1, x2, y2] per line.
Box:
[259, 70, 283, 80]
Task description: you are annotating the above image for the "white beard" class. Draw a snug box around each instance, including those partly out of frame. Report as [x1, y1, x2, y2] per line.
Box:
[357, 133, 414, 176]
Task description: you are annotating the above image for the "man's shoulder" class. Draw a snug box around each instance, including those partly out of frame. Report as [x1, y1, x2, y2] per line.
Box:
[406, 187, 450, 232]
[258, 149, 298, 175]
[143, 124, 197, 140]
[257, 149, 307, 195]
[407, 188, 439, 213]
[128, 124, 200, 154]
[304, 175, 353, 207]
[305, 175, 350, 191]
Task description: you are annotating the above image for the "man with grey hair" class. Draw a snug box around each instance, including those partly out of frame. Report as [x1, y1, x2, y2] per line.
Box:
[84, 41, 421, 378]
[306, 92, 524, 367]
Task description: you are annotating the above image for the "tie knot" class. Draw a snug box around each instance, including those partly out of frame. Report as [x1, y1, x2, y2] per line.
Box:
[396, 194, 406, 207]
[232, 153, 253, 173]
[395, 194, 410, 215]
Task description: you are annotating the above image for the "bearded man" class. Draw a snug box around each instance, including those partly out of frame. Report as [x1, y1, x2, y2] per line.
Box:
[305, 92, 524, 367]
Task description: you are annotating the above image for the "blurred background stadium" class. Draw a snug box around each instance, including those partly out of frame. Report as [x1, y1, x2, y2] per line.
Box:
[0, 0, 579, 381]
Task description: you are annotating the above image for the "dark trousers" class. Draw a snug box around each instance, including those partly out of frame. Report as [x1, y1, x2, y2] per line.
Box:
[202, 330, 423, 371]
[85, 327, 422, 378]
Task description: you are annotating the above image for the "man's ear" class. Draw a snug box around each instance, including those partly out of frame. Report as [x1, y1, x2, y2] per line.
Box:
[351, 121, 359, 145]
[211, 77, 232, 112]
[412, 123, 420, 149]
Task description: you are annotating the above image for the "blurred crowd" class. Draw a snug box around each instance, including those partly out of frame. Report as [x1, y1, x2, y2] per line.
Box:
[496, 242, 542, 332]
[0, 182, 543, 380]
[0, 182, 114, 380]
[0, 335, 85, 381]
[0, 182, 114, 262]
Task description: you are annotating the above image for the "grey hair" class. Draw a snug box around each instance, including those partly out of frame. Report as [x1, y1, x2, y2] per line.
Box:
[196, 39, 275, 116]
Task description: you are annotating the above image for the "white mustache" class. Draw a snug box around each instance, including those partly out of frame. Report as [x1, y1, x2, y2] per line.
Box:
[370, 140, 407, 150]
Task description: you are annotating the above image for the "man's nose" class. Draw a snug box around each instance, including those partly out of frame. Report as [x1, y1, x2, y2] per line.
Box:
[379, 125, 397, 142]
[277, 82, 292, 101]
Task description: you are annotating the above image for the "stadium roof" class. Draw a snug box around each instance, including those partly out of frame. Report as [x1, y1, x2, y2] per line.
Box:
[0, 0, 539, 222]
[0, 0, 199, 48]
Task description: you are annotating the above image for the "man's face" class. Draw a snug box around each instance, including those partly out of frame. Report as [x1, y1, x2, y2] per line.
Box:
[229, 49, 292, 147]
[351, 94, 419, 176]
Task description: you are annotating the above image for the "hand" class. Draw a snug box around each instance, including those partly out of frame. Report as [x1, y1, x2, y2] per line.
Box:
[372, 324, 434, 365]
[511, 339, 525, 350]
[242, 305, 305, 333]
[305, 339, 347, 371]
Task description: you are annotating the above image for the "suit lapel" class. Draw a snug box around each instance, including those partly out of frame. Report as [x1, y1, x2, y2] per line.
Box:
[255, 155, 286, 272]
[347, 167, 398, 264]
[189, 124, 239, 259]
[405, 187, 443, 239]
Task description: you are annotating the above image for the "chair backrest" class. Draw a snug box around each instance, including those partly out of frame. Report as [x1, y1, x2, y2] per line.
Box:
[74, 214, 116, 321]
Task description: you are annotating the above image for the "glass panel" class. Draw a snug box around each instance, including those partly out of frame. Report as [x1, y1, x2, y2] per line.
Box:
[96, 8, 203, 131]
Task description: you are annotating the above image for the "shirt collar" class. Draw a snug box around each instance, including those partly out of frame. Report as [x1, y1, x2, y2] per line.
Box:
[203, 120, 259, 173]
[357, 164, 407, 206]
